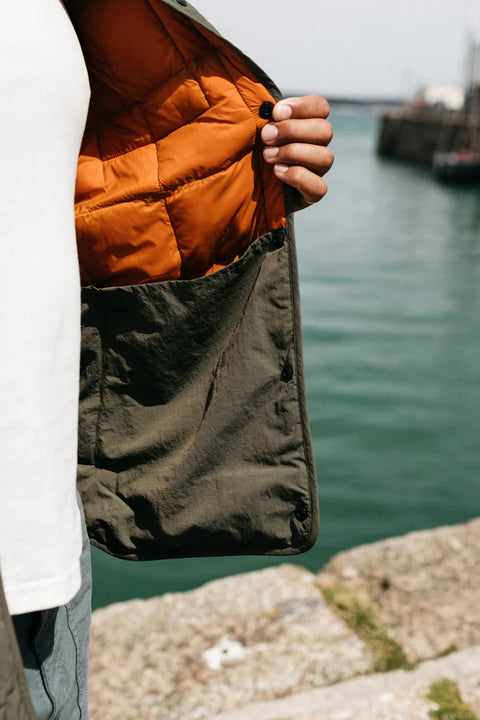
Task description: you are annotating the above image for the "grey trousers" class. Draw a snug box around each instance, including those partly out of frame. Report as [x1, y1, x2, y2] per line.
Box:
[12, 493, 91, 720]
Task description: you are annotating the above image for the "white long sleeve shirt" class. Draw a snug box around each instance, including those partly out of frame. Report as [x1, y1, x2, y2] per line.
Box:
[0, 0, 91, 615]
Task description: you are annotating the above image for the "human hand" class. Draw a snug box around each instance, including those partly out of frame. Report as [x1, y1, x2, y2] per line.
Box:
[261, 95, 334, 210]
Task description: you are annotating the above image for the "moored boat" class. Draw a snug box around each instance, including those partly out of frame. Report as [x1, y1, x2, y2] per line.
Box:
[433, 149, 480, 183]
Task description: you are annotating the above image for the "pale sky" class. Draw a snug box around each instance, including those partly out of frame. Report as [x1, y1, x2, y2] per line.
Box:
[193, 0, 480, 99]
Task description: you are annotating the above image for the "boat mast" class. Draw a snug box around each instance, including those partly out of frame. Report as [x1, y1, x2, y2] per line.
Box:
[466, 0, 480, 114]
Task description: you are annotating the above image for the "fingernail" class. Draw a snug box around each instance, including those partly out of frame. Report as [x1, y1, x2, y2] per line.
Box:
[274, 102, 293, 121]
[263, 146, 279, 161]
[274, 164, 289, 173]
[261, 124, 279, 144]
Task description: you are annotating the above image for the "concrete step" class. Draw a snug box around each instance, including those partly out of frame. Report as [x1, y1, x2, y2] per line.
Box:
[211, 645, 480, 720]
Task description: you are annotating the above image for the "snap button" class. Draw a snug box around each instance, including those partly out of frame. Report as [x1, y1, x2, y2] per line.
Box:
[176, 0, 187, 5]
[259, 101, 274, 119]
[281, 363, 294, 383]
[294, 504, 309, 522]
[272, 231, 284, 249]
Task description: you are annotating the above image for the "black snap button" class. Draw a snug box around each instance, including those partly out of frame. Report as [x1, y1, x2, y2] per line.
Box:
[259, 101, 274, 119]
[176, 0, 187, 5]
[272, 231, 284, 249]
[281, 363, 294, 383]
[294, 504, 309, 522]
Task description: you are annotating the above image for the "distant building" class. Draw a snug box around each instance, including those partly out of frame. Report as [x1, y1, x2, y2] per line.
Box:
[411, 84, 465, 113]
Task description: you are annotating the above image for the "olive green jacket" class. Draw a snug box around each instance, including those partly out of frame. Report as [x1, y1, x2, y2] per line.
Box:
[0, 2, 318, 715]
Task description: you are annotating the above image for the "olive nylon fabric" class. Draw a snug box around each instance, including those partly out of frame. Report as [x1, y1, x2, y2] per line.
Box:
[78, 223, 319, 559]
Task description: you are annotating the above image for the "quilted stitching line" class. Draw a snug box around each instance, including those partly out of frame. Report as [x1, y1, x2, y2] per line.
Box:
[75, 144, 254, 218]
[91, 52, 217, 132]
[163, 197, 185, 277]
[146, 0, 212, 109]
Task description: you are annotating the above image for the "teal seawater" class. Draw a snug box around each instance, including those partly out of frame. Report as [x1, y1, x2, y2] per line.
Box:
[92, 110, 480, 610]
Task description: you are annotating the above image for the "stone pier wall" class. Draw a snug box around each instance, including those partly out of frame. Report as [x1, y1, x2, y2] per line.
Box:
[377, 111, 480, 164]
[89, 518, 480, 720]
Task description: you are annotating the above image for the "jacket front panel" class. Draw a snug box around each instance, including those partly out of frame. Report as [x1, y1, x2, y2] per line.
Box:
[67, 0, 319, 560]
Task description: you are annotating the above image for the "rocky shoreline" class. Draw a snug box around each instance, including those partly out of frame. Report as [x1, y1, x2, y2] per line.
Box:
[89, 518, 480, 720]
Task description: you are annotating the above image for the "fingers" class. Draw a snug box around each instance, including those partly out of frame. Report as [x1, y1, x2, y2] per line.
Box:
[261, 117, 333, 147]
[263, 143, 334, 176]
[273, 164, 328, 205]
[272, 94, 330, 121]
[260, 94, 334, 209]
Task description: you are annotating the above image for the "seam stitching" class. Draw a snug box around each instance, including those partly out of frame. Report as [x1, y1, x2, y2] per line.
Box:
[284, 216, 315, 545]
[252, 140, 269, 236]
[92, 309, 106, 475]
[164, 197, 185, 277]
[65, 605, 83, 719]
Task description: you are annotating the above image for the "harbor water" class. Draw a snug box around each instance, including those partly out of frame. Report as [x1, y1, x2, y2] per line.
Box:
[92, 109, 480, 609]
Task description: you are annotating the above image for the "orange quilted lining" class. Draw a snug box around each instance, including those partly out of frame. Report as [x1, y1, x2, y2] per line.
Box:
[69, 0, 286, 287]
